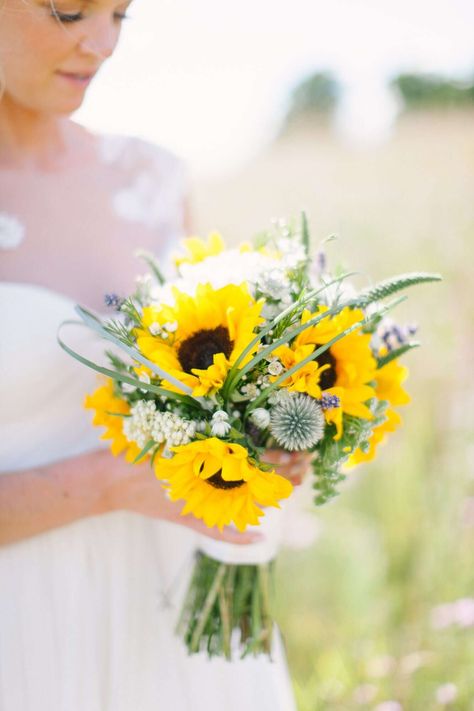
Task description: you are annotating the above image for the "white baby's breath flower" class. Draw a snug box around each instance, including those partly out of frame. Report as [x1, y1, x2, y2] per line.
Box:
[123, 400, 157, 448]
[123, 401, 197, 449]
[163, 321, 178, 333]
[276, 238, 307, 269]
[149, 322, 162, 336]
[135, 273, 153, 302]
[256, 268, 290, 300]
[154, 249, 282, 303]
[151, 411, 196, 447]
[261, 302, 282, 320]
[250, 408, 271, 430]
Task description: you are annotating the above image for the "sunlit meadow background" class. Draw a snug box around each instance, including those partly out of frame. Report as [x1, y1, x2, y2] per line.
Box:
[77, 1, 474, 706]
[191, 108, 474, 710]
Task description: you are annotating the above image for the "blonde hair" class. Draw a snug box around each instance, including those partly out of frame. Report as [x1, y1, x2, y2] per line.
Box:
[0, 0, 5, 100]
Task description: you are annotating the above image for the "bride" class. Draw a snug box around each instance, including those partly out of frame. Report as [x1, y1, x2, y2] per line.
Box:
[0, 1, 309, 709]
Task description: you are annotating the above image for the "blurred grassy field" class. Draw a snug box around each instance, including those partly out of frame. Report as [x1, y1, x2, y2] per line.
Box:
[192, 109, 474, 710]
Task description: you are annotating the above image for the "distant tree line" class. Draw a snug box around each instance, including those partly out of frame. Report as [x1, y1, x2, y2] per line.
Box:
[391, 73, 474, 108]
[282, 70, 474, 131]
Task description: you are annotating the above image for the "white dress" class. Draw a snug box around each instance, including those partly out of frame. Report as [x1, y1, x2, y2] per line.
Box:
[0, 137, 296, 711]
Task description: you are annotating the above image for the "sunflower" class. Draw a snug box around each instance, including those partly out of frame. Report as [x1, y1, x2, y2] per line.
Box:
[274, 306, 377, 439]
[271, 343, 332, 399]
[154, 437, 293, 531]
[347, 353, 410, 466]
[347, 408, 402, 466]
[84, 378, 142, 462]
[135, 283, 264, 397]
[174, 232, 225, 267]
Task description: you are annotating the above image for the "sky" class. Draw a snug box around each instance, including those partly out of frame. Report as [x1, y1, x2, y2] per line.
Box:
[76, 0, 474, 177]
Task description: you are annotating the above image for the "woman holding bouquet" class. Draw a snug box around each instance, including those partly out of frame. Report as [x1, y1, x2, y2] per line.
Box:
[0, 1, 309, 709]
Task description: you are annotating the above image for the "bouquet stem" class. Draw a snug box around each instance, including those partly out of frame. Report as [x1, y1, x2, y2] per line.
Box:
[177, 552, 275, 660]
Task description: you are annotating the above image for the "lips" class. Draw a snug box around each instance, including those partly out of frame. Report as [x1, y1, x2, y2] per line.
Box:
[61, 72, 94, 79]
[56, 69, 98, 85]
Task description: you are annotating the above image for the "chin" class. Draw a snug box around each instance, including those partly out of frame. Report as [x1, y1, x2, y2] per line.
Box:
[57, 101, 85, 115]
[49, 95, 87, 115]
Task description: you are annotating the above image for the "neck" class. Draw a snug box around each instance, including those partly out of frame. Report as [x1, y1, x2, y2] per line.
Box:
[0, 95, 72, 169]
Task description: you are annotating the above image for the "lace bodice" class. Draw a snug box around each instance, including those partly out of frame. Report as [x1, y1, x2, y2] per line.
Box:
[0, 134, 188, 470]
[0, 132, 187, 253]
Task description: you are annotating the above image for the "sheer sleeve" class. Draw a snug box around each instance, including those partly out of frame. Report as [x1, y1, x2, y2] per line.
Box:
[98, 134, 189, 261]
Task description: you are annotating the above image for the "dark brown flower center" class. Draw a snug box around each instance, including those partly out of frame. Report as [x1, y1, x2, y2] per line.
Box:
[206, 470, 245, 490]
[177, 326, 234, 372]
[317, 348, 337, 390]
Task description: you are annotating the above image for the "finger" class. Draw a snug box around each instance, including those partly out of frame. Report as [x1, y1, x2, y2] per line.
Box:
[261, 450, 292, 464]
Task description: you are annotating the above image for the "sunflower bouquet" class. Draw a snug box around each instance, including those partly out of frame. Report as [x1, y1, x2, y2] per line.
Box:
[60, 214, 440, 659]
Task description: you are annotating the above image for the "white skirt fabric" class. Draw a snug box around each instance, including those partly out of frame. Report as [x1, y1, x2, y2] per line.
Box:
[0, 284, 296, 711]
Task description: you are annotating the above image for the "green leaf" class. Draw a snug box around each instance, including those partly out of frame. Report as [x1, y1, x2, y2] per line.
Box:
[222, 272, 357, 399]
[352, 272, 442, 307]
[75, 305, 197, 398]
[136, 250, 166, 286]
[301, 211, 310, 257]
[105, 350, 129, 372]
[246, 312, 371, 412]
[377, 342, 420, 368]
[132, 439, 156, 464]
[57, 320, 204, 410]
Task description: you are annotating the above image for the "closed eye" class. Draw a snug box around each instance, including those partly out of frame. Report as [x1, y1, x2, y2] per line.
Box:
[50, 10, 130, 23]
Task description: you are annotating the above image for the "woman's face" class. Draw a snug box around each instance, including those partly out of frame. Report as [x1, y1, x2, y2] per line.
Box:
[0, 0, 131, 115]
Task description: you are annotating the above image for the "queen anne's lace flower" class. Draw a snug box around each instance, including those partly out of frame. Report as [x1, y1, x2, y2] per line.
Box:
[240, 383, 260, 400]
[267, 358, 284, 377]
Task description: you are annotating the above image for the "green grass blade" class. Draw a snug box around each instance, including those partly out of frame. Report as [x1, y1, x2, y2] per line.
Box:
[352, 272, 442, 307]
[75, 305, 196, 397]
[222, 272, 357, 398]
[301, 211, 310, 257]
[57, 321, 204, 410]
[246, 298, 401, 413]
[135, 249, 166, 285]
[132, 439, 156, 464]
[377, 341, 420, 368]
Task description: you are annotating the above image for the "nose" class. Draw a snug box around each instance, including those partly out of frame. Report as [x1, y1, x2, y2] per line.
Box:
[77, 16, 120, 60]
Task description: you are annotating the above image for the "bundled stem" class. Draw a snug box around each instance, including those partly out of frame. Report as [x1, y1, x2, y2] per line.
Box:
[178, 553, 275, 660]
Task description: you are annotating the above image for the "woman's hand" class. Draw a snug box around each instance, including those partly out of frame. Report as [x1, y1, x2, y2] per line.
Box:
[261, 449, 313, 486]
[96, 451, 261, 545]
